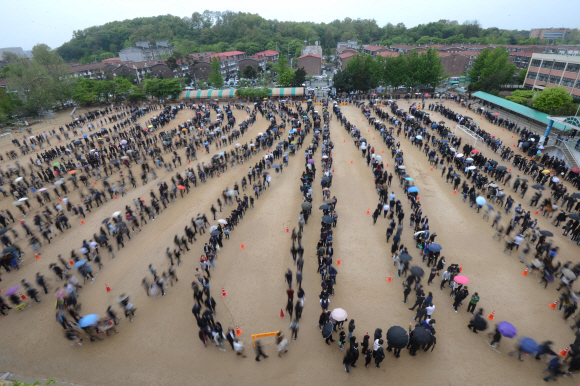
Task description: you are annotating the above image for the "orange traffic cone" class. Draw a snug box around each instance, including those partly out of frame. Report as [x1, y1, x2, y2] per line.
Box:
[114, 196, 118, 200]
[221, 287, 228, 297]
[430, 167, 433, 171]
[240, 242, 245, 249]
[58, 197, 63, 202]
[285, 226, 289, 233]
[350, 160, 353, 164]
[279, 308, 285, 318]
[386, 274, 392, 283]
[417, 195, 420, 202]
[188, 161, 190, 165]
[459, 264, 463, 273]
[452, 189, 457, 195]
[20, 291, 28, 300]
[487, 310, 495, 321]
[343, 139, 345, 143]
[105, 283, 111, 293]
[508, 168, 511, 172]
[69, 258, 74, 267]
[521, 268, 528, 276]
[35, 252, 41, 260]
[336, 257, 342, 266]
[386, 163, 389, 167]
[559, 346, 570, 357]
[94, 180, 97, 185]
[373, 137, 375, 140]
[534, 208, 539, 215]
[81, 219, 85, 225]
[366, 208, 370, 215]
[235, 325, 243, 336]
[549, 300, 558, 310]
[382, 150, 384, 153]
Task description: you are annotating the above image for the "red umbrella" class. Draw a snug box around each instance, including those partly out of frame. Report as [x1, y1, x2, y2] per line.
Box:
[572, 168, 580, 173]
[177, 185, 185, 190]
[470, 149, 479, 154]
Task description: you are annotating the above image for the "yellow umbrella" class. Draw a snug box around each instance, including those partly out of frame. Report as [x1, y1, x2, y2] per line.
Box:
[541, 170, 551, 173]
[182, 128, 188, 131]
[148, 125, 153, 128]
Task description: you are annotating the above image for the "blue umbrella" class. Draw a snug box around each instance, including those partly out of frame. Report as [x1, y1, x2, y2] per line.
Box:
[78, 314, 99, 328]
[486, 204, 494, 210]
[440, 140, 449, 143]
[519, 337, 538, 354]
[405, 177, 414, 181]
[350, 92, 354, 95]
[429, 243, 442, 252]
[416, 135, 422, 140]
[101, 127, 108, 131]
[475, 196, 486, 206]
[407, 186, 419, 193]
[497, 322, 517, 338]
[431, 123, 438, 129]
[73, 259, 87, 269]
[204, 142, 209, 146]
[395, 157, 403, 161]
[83, 134, 88, 138]
[218, 152, 225, 156]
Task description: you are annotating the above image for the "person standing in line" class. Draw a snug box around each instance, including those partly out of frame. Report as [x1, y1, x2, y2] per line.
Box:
[427, 267, 438, 286]
[439, 269, 450, 290]
[466, 292, 479, 314]
[402, 283, 412, 304]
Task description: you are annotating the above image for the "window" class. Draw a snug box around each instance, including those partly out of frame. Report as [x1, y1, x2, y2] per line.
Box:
[537, 73, 549, 82]
[548, 75, 561, 84]
[565, 63, 580, 73]
[576, 80, 580, 89]
[561, 78, 575, 87]
[542, 61, 553, 69]
[553, 62, 566, 71]
[531, 59, 542, 67]
[527, 72, 538, 80]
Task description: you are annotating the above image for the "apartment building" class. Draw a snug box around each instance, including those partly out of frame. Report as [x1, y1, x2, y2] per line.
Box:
[524, 53, 580, 98]
[119, 40, 174, 62]
[297, 53, 322, 75]
[206, 51, 246, 78]
[530, 28, 569, 40]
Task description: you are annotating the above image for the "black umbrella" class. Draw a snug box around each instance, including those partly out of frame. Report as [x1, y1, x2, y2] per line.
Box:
[572, 193, 580, 199]
[0, 228, 9, 236]
[322, 322, 334, 339]
[322, 215, 333, 225]
[321, 176, 330, 182]
[319, 204, 330, 210]
[67, 176, 77, 181]
[540, 230, 553, 237]
[411, 327, 431, 345]
[568, 214, 580, 221]
[410, 266, 424, 277]
[531, 184, 545, 191]
[399, 252, 412, 262]
[102, 218, 111, 224]
[489, 160, 498, 165]
[536, 163, 544, 168]
[386, 326, 409, 349]
[519, 178, 529, 182]
[496, 166, 507, 171]
[2, 246, 17, 255]
[210, 230, 221, 236]
[471, 316, 488, 331]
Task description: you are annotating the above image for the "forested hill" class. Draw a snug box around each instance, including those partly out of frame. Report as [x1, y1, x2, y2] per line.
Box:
[56, 11, 576, 63]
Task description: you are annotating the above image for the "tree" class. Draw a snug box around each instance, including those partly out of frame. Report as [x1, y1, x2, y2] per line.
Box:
[517, 69, 527, 85]
[292, 67, 307, 87]
[242, 65, 258, 79]
[468, 47, 516, 92]
[274, 55, 295, 87]
[208, 57, 224, 88]
[532, 86, 573, 114]
[419, 48, 446, 90]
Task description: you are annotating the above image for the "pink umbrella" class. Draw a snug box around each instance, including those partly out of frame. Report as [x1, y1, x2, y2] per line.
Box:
[454, 275, 469, 284]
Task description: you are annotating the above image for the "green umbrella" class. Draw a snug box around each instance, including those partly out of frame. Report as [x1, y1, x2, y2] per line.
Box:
[53, 162, 60, 166]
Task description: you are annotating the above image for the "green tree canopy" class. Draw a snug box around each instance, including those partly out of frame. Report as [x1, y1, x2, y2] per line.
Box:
[208, 57, 224, 88]
[242, 65, 258, 79]
[532, 86, 574, 114]
[468, 47, 517, 92]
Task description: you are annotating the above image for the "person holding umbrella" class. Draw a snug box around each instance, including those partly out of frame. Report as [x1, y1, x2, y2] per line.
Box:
[386, 325, 409, 358]
[467, 308, 487, 333]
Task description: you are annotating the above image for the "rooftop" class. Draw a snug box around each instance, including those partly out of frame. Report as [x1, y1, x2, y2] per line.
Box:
[338, 52, 357, 59]
[472, 91, 567, 130]
[364, 45, 386, 51]
[298, 53, 322, 59]
[207, 51, 245, 58]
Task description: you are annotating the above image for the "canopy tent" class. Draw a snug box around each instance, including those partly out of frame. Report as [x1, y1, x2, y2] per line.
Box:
[179, 89, 236, 100]
[179, 87, 304, 100]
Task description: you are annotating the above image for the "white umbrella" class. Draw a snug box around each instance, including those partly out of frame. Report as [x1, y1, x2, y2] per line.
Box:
[398, 165, 406, 169]
[18, 197, 29, 201]
[235, 143, 241, 147]
[217, 219, 228, 224]
[330, 308, 348, 322]
[468, 166, 477, 170]
[15, 177, 23, 182]
[112, 211, 121, 217]
[226, 190, 237, 197]
[456, 153, 464, 158]
[209, 225, 218, 231]
[38, 188, 47, 192]
[450, 148, 456, 152]
[54, 181, 63, 185]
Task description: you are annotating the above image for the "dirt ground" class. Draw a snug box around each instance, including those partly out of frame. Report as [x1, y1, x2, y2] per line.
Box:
[0, 98, 578, 386]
